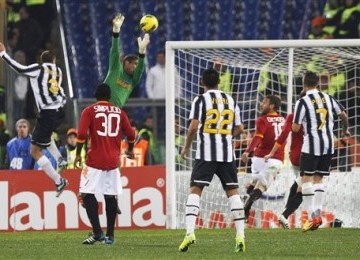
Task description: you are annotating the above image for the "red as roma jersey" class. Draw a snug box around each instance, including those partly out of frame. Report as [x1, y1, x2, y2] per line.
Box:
[77, 101, 135, 170]
[276, 113, 304, 166]
[253, 112, 286, 161]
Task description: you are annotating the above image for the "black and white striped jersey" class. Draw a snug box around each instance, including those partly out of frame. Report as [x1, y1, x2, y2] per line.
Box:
[293, 89, 344, 155]
[0, 52, 66, 110]
[189, 89, 242, 162]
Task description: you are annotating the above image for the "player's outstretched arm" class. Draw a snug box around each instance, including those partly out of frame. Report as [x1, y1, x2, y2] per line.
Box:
[137, 33, 150, 54]
[0, 42, 5, 52]
[113, 13, 125, 33]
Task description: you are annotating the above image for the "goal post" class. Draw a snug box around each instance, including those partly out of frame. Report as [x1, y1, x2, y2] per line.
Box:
[165, 39, 360, 229]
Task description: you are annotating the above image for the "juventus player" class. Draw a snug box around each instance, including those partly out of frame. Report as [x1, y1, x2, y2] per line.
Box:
[0, 42, 68, 197]
[74, 83, 135, 245]
[292, 71, 349, 232]
[241, 95, 286, 221]
[179, 68, 246, 253]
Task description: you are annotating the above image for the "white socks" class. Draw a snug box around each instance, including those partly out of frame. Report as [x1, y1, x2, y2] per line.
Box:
[229, 195, 245, 237]
[302, 182, 314, 219]
[185, 194, 200, 235]
[37, 155, 61, 184]
[313, 183, 325, 214]
[47, 139, 62, 162]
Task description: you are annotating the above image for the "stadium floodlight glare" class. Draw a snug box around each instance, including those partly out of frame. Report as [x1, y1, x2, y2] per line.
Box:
[166, 39, 360, 229]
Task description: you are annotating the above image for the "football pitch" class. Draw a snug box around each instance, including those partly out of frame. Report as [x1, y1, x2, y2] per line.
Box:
[2, 228, 359, 259]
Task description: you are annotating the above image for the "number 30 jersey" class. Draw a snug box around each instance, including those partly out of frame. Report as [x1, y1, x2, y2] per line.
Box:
[189, 90, 242, 162]
[77, 101, 136, 170]
[253, 112, 286, 161]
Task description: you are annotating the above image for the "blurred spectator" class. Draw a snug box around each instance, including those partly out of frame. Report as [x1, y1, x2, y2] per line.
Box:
[333, 0, 360, 39]
[13, 50, 29, 120]
[308, 16, 332, 39]
[120, 120, 150, 167]
[146, 50, 181, 99]
[13, 6, 43, 63]
[175, 117, 186, 170]
[6, 0, 22, 34]
[0, 119, 11, 169]
[213, 58, 233, 95]
[59, 128, 85, 169]
[146, 51, 165, 99]
[323, 0, 344, 36]
[6, 28, 20, 56]
[26, 0, 55, 48]
[138, 115, 160, 165]
[6, 118, 34, 170]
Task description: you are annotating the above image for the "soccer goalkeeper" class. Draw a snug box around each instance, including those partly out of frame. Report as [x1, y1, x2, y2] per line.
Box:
[104, 14, 150, 108]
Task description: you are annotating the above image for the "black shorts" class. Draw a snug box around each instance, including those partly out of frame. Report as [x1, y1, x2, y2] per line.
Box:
[32, 108, 65, 148]
[299, 153, 332, 177]
[190, 159, 239, 190]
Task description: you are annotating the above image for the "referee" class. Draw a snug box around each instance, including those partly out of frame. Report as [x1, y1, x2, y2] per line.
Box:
[0, 42, 68, 197]
[292, 71, 349, 232]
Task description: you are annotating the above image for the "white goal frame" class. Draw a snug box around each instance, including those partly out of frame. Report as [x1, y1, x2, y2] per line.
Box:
[165, 39, 360, 229]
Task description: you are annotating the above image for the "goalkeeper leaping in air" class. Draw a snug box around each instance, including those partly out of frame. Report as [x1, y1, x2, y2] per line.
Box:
[79, 14, 150, 214]
[104, 14, 150, 108]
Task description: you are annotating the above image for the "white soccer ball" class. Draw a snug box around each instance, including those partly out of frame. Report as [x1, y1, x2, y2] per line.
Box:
[140, 14, 158, 33]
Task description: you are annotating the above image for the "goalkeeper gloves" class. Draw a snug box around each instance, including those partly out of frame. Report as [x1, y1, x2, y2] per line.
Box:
[137, 33, 150, 54]
[113, 13, 125, 33]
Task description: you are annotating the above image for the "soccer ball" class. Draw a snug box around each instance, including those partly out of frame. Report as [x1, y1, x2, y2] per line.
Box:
[140, 15, 158, 33]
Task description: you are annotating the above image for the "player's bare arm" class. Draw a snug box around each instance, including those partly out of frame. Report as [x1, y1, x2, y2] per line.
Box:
[264, 143, 281, 162]
[75, 142, 85, 169]
[292, 123, 301, 133]
[233, 125, 244, 137]
[181, 119, 198, 159]
[0, 42, 5, 52]
[125, 140, 135, 159]
[339, 111, 350, 137]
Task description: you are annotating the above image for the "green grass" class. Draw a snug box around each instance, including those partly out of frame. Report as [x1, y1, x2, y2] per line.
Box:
[1, 228, 360, 259]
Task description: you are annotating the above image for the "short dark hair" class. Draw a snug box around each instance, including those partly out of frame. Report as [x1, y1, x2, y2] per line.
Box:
[202, 68, 219, 89]
[157, 50, 165, 56]
[265, 95, 281, 111]
[304, 71, 319, 87]
[94, 83, 111, 101]
[40, 50, 56, 63]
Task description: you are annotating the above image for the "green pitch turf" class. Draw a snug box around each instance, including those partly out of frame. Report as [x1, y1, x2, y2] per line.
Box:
[1, 228, 359, 259]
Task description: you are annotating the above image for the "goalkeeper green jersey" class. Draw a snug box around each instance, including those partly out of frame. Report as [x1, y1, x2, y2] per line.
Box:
[104, 36, 145, 108]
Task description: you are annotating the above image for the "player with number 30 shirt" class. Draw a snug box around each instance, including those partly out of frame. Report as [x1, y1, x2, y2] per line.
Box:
[77, 101, 135, 170]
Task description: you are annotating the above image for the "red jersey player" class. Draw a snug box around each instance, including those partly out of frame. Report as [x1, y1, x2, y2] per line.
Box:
[74, 83, 136, 245]
[264, 113, 304, 228]
[241, 95, 285, 221]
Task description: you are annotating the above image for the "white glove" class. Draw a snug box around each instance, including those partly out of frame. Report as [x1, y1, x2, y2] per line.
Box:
[113, 14, 125, 33]
[137, 33, 150, 54]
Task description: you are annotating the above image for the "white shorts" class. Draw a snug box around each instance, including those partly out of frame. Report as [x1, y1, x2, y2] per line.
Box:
[291, 164, 302, 186]
[251, 156, 283, 189]
[79, 164, 123, 195]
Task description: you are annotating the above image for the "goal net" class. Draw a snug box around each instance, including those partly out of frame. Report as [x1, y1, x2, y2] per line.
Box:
[165, 39, 360, 229]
